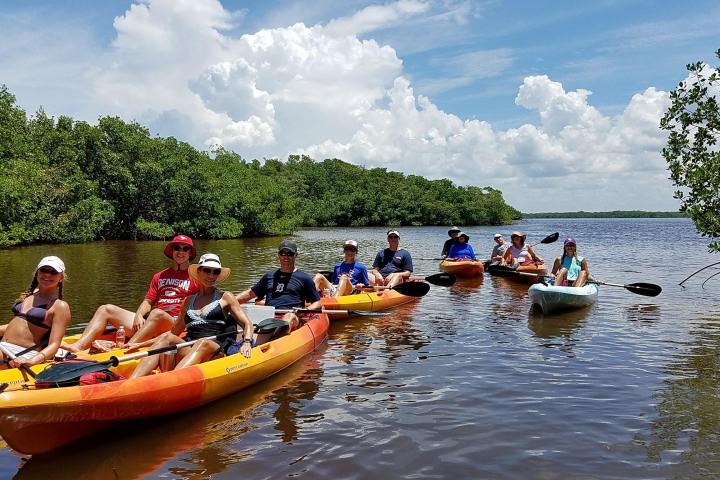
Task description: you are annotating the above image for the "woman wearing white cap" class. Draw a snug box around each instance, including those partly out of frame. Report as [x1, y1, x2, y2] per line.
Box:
[130, 253, 253, 378]
[0, 256, 70, 368]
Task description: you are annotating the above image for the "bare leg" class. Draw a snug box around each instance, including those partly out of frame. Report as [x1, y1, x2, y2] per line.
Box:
[174, 338, 221, 369]
[335, 275, 353, 297]
[127, 309, 175, 344]
[65, 304, 135, 352]
[385, 273, 405, 288]
[572, 270, 588, 287]
[129, 332, 184, 378]
[314, 274, 333, 296]
[554, 268, 568, 287]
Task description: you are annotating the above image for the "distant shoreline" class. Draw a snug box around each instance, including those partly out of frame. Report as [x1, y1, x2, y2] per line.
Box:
[522, 210, 685, 219]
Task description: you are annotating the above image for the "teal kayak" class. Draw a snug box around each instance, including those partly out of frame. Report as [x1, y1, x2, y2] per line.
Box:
[528, 282, 598, 314]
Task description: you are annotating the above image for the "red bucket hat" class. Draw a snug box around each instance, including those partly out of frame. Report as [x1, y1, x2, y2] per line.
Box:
[164, 234, 196, 260]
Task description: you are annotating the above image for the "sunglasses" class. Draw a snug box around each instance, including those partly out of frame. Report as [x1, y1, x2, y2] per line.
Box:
[199, 267, 222, 276]
[279, 250, 296, 257]
[38, 266, 59, 275]
[387, 235, 399, 239]
[343, 247, 357, 252]
[173, 245, 192, 252]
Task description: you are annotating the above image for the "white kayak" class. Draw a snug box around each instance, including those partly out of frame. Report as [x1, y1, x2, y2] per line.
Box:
[528, 282, 598, 314]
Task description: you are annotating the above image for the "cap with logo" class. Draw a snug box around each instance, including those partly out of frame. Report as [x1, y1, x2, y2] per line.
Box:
[36, 256, 66, 273]
[278, 240, 298, 255]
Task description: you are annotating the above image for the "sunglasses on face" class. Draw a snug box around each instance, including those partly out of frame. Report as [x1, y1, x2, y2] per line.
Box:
[387, 235, 399, 240]
[173, 245, 192, 252]
[38, 267, 59, 275]
[343, 248, 357, 253]
[199, 267, 222, 276]
[279, 250, 295, 257]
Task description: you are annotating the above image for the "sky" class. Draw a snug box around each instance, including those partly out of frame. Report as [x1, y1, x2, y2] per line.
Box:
[1, 0, 718, 212]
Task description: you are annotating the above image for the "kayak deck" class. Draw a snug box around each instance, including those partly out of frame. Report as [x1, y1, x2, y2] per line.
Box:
[0, 312, 329, 455]
[320, 287, 417, 319]
[528, 283, 598, 314]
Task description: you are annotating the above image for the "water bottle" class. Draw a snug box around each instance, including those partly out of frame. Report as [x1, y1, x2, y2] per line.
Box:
[115, 325, 126, 348]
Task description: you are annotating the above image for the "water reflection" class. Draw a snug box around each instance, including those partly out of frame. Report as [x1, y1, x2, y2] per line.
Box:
[15, 353, 325, 480]
[623, 304, 661, 326]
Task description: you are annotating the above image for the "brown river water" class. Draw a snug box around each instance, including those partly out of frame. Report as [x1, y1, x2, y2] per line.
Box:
[1, 218, 719, 479]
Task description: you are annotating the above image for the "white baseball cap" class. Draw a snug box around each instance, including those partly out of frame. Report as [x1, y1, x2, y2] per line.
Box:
[494, 233, 503, 239]
[36, 256, 66, 273]
[343, 240, 358, 249]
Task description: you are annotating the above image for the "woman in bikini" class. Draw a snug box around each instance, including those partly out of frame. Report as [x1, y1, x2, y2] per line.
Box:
[129, 253, 253, 378]
[0, 256, 70, 368]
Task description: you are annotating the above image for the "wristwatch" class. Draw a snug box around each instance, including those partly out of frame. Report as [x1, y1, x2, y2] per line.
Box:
[242, 338, 252, 344]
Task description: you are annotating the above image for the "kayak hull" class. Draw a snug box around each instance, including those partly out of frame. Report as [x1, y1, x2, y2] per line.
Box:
[528, 283, 599, 314]
[0, 312, 329, 455]
[439, 260, 484, 278]
[510, 264, 548, 284]
[320, 288, 417, 319]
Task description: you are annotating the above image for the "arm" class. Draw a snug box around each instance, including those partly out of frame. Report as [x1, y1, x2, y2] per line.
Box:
[223, 292, 253, 358]
[528, 246, 543, 263]
[502, 248, 511, 265]
[132, 299, 154, 331]
[551, 257, 561, 275]
[170, 298, 190, 336]
[235, 288, 258, 304]
[469, 245, 477, 261]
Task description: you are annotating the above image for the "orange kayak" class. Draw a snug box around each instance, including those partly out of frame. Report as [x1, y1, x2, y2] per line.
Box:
[514, 263, 548, 284]
[320, 287, 418, 319]
[0, 311, 328, 455]
[439, 259, 484, 278]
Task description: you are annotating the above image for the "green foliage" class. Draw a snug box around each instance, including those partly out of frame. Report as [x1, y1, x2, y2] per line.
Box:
[0, 85, 520, 247]
[660, 49, 720, 252]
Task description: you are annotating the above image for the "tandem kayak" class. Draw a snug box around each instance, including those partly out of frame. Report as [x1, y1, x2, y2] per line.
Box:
[0, 311, 329, 455]
[439, 259, 484, 278]
[528, 283, 598, 314]
[320, 287, 418, 319]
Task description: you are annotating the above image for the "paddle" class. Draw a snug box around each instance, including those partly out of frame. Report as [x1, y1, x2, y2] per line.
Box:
[486, 265, 542, 278]
[0, 343, 37, 379]
[373, 281, 431, 297]
[422, 272, 456, 287]
[32, 330, 244, 386]
[530, 232, 560, 246]
[589, 280, 662, 297]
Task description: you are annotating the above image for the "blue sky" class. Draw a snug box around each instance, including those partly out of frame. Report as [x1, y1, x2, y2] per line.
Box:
[1, 0, 718, 212]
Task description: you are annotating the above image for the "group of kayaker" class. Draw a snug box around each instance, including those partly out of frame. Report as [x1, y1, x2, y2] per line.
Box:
[441, 227, 589, 286]
[0, 229, 417, 373]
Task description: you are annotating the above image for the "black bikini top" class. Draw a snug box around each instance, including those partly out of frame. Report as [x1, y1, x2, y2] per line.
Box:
[11, 300, 51, 330]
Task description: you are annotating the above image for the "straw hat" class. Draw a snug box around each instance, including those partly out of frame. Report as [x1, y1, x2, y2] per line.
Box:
[188, 253, 231, 284]
[510, 231, 526, 240]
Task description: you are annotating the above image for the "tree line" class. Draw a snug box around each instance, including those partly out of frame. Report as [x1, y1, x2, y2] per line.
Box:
[0, 86, 521, 248]
[523, 211, 685, 219]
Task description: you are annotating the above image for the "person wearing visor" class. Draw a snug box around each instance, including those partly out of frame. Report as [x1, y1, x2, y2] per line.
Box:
[446, 232, 477, 260]
[551, 238, 590, 287]
[0, 256, 70, 368]
[236, 240, 321, 331]
[490, 234, 509, 265]
[65, 235, 200, 353]
[371, 230, 414, 288]
[313, 240, 370, 297]
[130, 253, 253, 378]
[441, 226, 461, 258]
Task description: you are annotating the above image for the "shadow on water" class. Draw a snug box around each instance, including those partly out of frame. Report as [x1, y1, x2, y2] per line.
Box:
[14, 350, 326, 480]
[638, 315, 720, 477]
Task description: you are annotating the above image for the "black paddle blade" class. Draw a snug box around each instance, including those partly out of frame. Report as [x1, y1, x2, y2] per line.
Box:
[393, 281, 430, 297]
[486, 265, 519, 277]
[424, 272, 456, 287]
[540, 232, 560, 244]
[35, 359, 116, 385]
[626, 282, 662, 297]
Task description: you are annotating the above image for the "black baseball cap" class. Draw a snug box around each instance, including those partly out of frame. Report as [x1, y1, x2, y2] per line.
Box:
[278, 240, 298, 254]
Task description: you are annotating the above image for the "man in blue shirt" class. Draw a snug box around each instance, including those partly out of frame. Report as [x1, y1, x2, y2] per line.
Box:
[371, 230, 414, 288]
[314, 240, 370, 297]
[236, 240, 321, 329]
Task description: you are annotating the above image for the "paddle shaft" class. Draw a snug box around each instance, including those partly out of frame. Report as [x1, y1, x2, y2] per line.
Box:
[0, 343, 37, 378]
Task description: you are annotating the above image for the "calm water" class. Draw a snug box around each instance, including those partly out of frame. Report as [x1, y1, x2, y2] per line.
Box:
[1, 218, 720, 479]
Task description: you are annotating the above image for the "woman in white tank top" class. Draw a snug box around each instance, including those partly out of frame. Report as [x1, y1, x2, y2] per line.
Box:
[501, 232, 543, 267]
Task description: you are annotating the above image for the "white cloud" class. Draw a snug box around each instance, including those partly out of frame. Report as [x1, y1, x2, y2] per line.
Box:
[0, 0, 683, 212]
